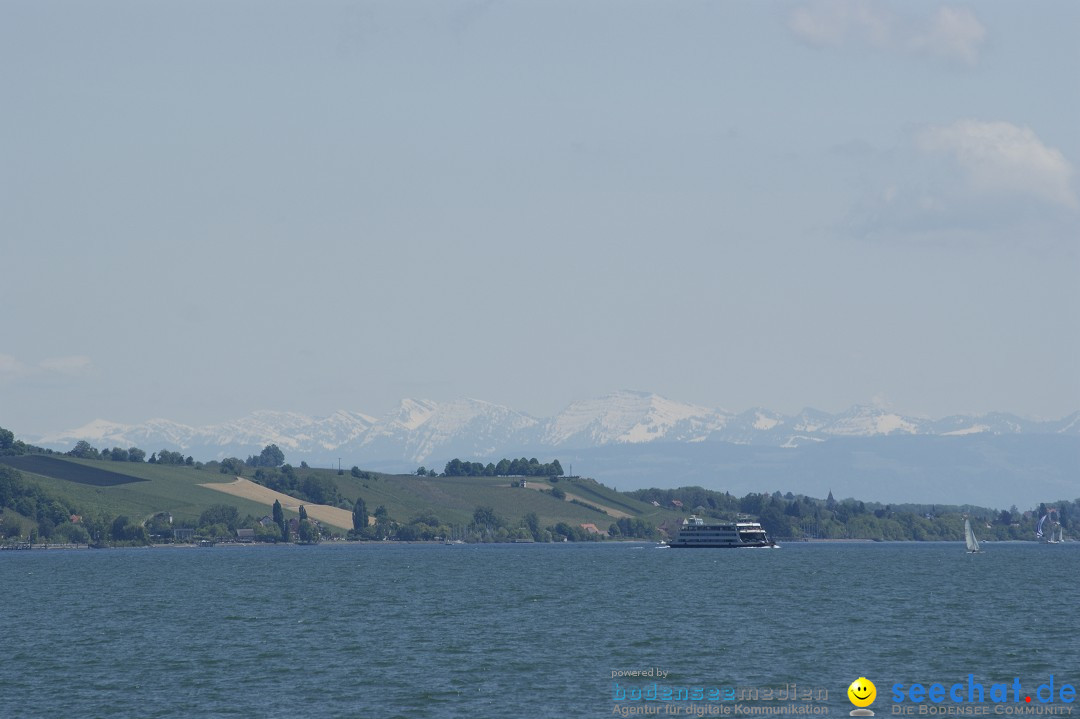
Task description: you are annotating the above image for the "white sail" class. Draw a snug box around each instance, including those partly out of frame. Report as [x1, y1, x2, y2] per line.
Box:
[964, 519, 981, 553]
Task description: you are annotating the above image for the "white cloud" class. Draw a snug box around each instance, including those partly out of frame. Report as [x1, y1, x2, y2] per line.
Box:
[842, 121, 1078, 245]
[0, 353, 93, 381]
[909, 6, 986, 67]
[0, 353, 27, 377]
[788, 0, 893, 49]
[916, 120, 1077, 208]
[788, 2, 986, 65]
[38, 355, 93, 376]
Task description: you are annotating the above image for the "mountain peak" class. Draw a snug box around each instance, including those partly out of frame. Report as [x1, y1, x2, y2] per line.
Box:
[541, 390, 722, 446]
[40, 418, 134, 444]
[387, 399, 439, 430]
[823, 405, 921, 436]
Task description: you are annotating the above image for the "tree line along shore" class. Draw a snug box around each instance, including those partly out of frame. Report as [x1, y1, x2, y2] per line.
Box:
[0, 426, 1073, 547]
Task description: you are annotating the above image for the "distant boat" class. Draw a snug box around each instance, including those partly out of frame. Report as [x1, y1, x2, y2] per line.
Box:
[964, 519, 982, 554]
[1037, 514, 1065, 544]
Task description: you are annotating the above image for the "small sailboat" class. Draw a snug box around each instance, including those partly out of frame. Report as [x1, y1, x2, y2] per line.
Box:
[964, 519, 982, 554]
[1036, 514, 1066, 544]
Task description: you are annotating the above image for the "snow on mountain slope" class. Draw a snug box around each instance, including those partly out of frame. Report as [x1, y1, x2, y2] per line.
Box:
[41, 418, 197, 449]
[209, 411, 321, 449]
[941, 424, 991, 436]
[384, 399, 438, 431]
[360, 398, 539, 463]
[822, 406, 922, 437]
[40, 418, 136, 445]
[790, 408, 834, 433]
[29, 392, 1079, 467]
[540, 390, 726, 446]
[39, 411, 375, 456]
[1055, 411, 1080, 434]
[307, 410, 378, 449]
[751, 410, 781, 431]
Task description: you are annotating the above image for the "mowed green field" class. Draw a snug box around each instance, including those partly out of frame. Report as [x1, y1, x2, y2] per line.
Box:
[8, 457, 275, 524]
[9, 456, 682, 533]
[340, 473, 679, 529]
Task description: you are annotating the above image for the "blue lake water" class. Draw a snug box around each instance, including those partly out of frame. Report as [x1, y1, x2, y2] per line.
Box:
[2, 542, 1077, 718]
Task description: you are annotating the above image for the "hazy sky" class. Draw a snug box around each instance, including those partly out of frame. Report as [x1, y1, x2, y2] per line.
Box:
[2, 0, 1078, 435]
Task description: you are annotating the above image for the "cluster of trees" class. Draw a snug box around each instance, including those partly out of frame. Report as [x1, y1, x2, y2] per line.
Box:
[64, 439, 194, 466]
[150, 449, 191, 465]
[163, 502, 302, 543]
[262, 500, 321, 543]
[58, 437, 289, 474]
[627, 486, 1079, 542]
[152, 502, 331, 544]
[211, 446, 288, 477]
[251, 464, 346, 508]
[345, 504, 657, 544]
[467, 506, 656, 542]
[0, 465, 79, 541]
[100, 447, 146, 462]
[608, 517, 657, 540]
[347, 496, 397, 540]
[441, 457, 565, 478]
[246, 444, 285, 468]
[68, 440, 119, 460]
[108, 515, 150, 543]
[219, 457, 245, 475]
[0, 426, 52, 457]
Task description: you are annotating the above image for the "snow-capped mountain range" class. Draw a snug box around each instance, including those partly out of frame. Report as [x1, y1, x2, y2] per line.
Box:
[34, 390, 1080, 470]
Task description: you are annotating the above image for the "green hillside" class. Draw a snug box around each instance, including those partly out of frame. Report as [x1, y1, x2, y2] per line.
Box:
[4, 450, 1075, 545]
[342, 472, 678, 530]
[0, 454, 679, 543]
[1, 456, 275, 525]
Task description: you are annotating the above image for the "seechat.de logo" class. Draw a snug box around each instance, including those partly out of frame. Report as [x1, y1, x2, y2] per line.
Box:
[849, 677, 877, 716]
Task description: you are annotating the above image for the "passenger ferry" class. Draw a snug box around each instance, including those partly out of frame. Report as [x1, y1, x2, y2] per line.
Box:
[668, 515, 779, 548]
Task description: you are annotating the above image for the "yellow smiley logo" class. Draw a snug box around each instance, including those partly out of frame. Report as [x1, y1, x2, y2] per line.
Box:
[848, 677, 876, 708]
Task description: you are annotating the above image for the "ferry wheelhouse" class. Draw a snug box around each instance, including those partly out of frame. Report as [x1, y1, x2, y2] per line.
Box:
[668, 515, 778, 548]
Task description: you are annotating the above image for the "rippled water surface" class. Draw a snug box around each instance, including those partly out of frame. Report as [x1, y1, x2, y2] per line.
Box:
[2, 542, 1077, 718]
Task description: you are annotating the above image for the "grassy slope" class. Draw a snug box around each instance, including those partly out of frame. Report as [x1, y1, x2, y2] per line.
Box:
[13, 458, 682, 532]
[338, 474, 679, 528]
[14, 458, 276, 524]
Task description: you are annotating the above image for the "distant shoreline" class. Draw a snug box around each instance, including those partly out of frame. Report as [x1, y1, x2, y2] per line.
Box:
[2, 537, 1061, 552]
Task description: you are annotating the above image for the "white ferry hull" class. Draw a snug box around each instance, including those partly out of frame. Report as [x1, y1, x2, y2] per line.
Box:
[668, 516, 779, 548]
[668, 541, 778, 549]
